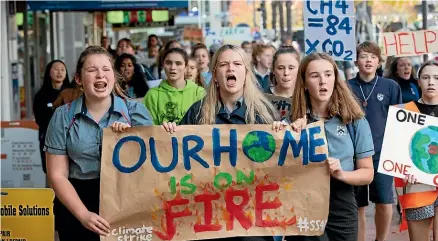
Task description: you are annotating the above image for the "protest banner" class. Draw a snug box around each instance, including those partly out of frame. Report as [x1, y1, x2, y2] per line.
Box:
[265, 94, 292, 120]
[204, 27, 252, 48]
[100, 123, 330, 241]
[183, 27, 203, 43]
[303, 0, 356, 61]
[378, 106, 438, 187]
[0, 121, 46, 188]
[382, 30, 438, 57]
[0, 188, 55, 241]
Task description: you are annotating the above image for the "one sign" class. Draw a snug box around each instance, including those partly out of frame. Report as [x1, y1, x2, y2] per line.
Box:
[378, 106, 438, 187]
[109, 10, 173, 29]
[382, 30, 438, 57]
[0, 188, 55, 241]
[1, 121, 46, 188]
[100, 123, 330, 241]
[184, 27, 203, 43]
[265, 94, 292, 120]
[304, 0, 356, 61]
[204, 27, 252, 48]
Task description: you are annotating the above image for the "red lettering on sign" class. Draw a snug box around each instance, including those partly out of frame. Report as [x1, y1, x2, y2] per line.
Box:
[412, 32, 426, 54]
[383, 33, 398, 55]
[255, 183, 282, 227]
[224, 188, 251, 231]
[424, 30, 437, 53]
[382, 160, 411, 175]
[194, 192, 222, 232]
[397, 32, 411, 55]
[154, 194, 192, 240]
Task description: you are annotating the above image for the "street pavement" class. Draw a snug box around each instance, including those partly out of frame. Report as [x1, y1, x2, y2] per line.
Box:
[365, 203, 410, 241]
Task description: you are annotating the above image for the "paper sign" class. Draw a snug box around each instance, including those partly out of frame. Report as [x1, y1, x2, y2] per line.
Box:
[265, 94, 292, 120]
[1, 121, 46, 188]
[382, 30, 438, 57]
[100, 123, 330, 241]
[0, 188, 55, 241]
[378, 106, 438, 187]
[183, 27, 203, 43]
[204, 27, 252, 48]
[304, 0, 356, 61]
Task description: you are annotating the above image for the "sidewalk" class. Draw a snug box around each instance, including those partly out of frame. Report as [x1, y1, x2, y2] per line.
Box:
[365, 204, 409, 241]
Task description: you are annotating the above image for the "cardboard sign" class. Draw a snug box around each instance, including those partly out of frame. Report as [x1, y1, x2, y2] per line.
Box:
[304, 0, 356, 61]
[204, 27, 252, 48]
[100, 123, 330, 241]
[378, 106, 438, 187]
[265, 94, 292, 119]
[382, 30, 438, 57]
[0, 188, 55, 241]
[1, 121, 46, 188]
[183, 27, 203, 43]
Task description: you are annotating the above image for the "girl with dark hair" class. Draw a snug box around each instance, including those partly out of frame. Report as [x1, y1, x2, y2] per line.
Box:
[385, 57, 420, 103]
[268, 45, 300, 98]
[115, 53, 149, 98]
[152, 40, 182, 79]
[33, 60, 71, 173]
[144, 48, 205, 125]
[44, 46, 153, 241]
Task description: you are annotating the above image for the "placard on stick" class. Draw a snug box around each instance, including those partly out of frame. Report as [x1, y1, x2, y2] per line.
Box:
[100, 123, 330, 241]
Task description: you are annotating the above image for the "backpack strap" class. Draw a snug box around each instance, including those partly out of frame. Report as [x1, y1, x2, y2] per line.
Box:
[346, 119, 357, 168]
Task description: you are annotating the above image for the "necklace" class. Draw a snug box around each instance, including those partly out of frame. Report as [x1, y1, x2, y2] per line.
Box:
[357, 77, 378, 107]
[418, 99, 438, 117]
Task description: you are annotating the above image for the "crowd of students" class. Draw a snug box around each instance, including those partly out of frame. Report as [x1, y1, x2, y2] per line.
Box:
[31, 35, 438, 241]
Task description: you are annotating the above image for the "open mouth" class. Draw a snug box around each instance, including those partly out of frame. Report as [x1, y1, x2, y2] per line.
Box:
[319, 88, 328, 93]
[94, 81, 107, 92]
[365, 64, 373, 68]
[226, 75, 237, 86]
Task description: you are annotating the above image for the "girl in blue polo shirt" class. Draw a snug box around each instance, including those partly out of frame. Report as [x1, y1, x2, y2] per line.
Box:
[273, 52, 375, 241]
[44, 46, 153, 241]
[162, 45, 279, 241]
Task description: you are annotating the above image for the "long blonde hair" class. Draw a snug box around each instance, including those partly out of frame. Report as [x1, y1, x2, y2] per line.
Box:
[198, 45, 279, 124]
[291, 52, 364, 124]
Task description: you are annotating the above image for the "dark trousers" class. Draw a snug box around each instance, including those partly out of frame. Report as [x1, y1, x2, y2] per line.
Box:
[56, 178, 100, 241]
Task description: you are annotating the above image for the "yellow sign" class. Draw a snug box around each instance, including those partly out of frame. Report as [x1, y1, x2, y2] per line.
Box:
[1, 188, 55, 241]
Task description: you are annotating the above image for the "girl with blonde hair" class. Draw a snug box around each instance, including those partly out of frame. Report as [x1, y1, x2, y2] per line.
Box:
[273, 52, 374, 241]
[162, 45, 278, 241]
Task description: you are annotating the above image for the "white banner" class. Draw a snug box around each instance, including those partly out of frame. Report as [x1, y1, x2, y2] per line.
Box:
[304, 0, 356, 61]
[378, 106, 438, 187]
[204, 27, 252, 48]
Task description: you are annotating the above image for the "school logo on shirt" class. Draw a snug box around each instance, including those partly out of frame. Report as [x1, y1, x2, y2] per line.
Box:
[336, 126, 346, 136]
[377, 93, 384, 101]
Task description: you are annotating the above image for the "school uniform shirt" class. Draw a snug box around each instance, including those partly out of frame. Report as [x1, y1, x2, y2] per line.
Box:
[180, 98, 269, 125]
[290, 113, 374, 241]
[44, 94, 153, 180]
[201, 71, 212, 86]
[253, 67, 271, 93]
[348, 74, 402, 160]
[394, 77, 420, 103]
[144, 80, 205, 125]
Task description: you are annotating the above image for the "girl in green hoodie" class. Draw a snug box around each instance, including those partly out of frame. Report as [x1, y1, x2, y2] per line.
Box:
[144, 48, 206, 125]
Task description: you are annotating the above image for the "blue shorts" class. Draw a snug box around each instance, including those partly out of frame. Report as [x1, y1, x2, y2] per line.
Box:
[355, 156, 394, 207]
